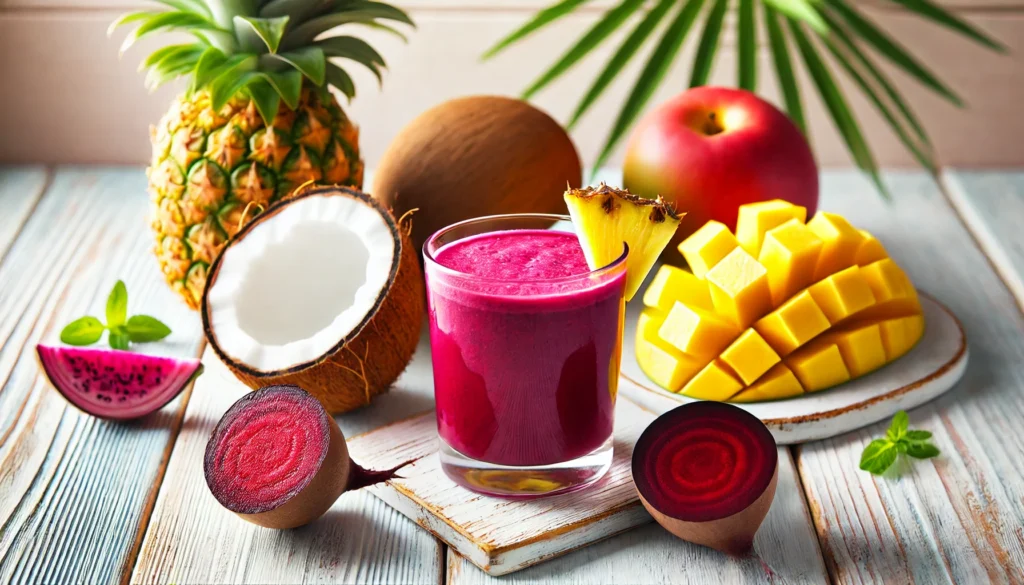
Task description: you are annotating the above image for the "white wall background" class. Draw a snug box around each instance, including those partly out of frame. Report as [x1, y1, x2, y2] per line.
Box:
[0, 0, 1021, 168]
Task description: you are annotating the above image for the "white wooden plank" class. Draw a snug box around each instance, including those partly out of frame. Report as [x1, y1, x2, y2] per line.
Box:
[0, 167, 47, 261]
[0, 167, 204, 584]
[942, 171, 1024, 314]
[347, 400, 656, 576]
[0, 10, 1019, 168]
[131, 338, 444, 584]
[446, 447, 829, 584]
[795, 171, 1024, 584]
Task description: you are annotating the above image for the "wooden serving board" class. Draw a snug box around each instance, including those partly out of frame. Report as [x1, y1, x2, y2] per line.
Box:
[620, 293, 969, 444]
[346, 398, 657, 576]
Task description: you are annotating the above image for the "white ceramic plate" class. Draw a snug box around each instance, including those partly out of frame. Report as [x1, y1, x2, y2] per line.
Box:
[619, 293, 968, 444]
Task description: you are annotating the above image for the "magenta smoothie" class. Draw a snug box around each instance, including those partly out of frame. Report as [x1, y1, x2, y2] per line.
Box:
[426, 229, 626, 467]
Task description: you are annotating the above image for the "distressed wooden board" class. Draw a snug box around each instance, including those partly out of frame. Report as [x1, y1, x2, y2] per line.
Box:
[131, 334, 444, 584]
[348, 399, 656, 576]
[620, 295, 968, 444]
[0, 167, 204, 584]
[943, 171, 1024, 314]
[793, 171, 1024, 583]
[0, 167, 47, 261]
[445, 447, 830, 584]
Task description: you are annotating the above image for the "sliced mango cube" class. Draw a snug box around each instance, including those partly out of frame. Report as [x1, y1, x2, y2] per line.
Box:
[636, 309, 704, 391]
[678, 221, 739, 278]
[705, 247, 773, 328]
[759, 219, 824, 306]
[876, 314, 925, 360]
[854, 258, 921, 321]
[807, 265, 877, 324]
[736, 200, 808, 257]
[636, 209, 925, 403]
[681, 360, 743, 401]
[808, 212, 865, 281]
[643, 264, 713, 313]
[823, 323, 887, 378]
[753, 290, 831, 356]
[785, 340, 851, 392]
[720, 329, 780, 385]
[659, 302, 740, 358]
[729, 364, 804, 402]
[855, 230, 888, 266]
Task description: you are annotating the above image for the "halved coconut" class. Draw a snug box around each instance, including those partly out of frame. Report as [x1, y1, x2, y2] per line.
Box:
[202, 186, 425, 414]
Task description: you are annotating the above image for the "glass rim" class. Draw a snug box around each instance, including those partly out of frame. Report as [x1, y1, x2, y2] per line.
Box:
[422, 212, 629, 285]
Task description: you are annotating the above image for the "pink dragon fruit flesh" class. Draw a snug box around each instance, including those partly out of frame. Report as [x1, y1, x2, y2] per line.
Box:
[36, 344, 203, 420]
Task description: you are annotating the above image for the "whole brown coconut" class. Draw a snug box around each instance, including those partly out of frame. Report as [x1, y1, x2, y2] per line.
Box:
[201, 186, 424, 414]
[372, 96, 583, 250]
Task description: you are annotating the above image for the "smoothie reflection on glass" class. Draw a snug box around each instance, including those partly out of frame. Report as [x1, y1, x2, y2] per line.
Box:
[423, 214, 627, 497]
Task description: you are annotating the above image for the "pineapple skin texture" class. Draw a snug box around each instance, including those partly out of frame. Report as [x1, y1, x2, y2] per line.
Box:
[148, 88, 364, 309]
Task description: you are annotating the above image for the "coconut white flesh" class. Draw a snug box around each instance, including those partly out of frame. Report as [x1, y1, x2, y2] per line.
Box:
[207, 194, 396, 372]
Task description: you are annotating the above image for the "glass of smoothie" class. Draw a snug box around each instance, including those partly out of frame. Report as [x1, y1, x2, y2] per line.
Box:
[423, 214, 627, 497]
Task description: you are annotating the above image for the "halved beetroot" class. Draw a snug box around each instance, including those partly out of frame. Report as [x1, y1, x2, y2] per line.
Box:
[632, 402, 778, 554]
[204, 384, 405, 529]
[36, 344, 202, 420]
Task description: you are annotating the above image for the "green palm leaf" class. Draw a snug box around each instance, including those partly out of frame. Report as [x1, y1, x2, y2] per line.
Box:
[493, 0, 1002, 199]
[820, 10, 930, 146]
[764, 0, 827, 33]
[886, 0, 1004, 52]
[483, 0, 593, 59]
[594, 0, 707, 172]
[821, 34, 936, 174]
[825, 0, 961, 106]
[523, 0, 646, 100]
[569, 0, 676, 129]
[738, 0, 758, 91]
[764, 6, 805, 132]
[689, 0, 729, 88]
[789, 21, 889, 197]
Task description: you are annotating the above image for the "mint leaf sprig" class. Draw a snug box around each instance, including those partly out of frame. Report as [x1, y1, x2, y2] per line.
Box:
[60, 280, 172, 350]
[860, 411, 941, 475]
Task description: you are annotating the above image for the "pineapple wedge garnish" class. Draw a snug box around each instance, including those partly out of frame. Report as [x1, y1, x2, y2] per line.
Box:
[565, 184, 683, 301]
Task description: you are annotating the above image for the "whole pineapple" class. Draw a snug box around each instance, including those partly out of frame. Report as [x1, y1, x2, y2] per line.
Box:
[112, 0, 414, 308]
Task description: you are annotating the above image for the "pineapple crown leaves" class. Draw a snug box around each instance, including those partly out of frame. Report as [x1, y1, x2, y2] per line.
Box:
[484, 0, 1006, 194]
[110, 0, 414, 123]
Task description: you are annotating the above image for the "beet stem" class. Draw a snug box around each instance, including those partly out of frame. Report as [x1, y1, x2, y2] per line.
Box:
[346, 458, 417, 491]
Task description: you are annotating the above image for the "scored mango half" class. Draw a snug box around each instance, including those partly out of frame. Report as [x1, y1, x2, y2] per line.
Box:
[635, 200, 925, 402]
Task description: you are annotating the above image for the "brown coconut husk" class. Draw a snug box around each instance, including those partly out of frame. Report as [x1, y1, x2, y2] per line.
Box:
[371, 95, 583, 252]
[201, 186, 425, 414]
[639, 461, 779, 555]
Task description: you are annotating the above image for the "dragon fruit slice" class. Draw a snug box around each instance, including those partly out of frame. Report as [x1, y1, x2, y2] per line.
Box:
[36, 344, 203, 420]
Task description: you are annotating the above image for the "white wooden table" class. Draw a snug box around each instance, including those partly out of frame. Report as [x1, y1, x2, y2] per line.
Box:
[1, 166, 1023, 584]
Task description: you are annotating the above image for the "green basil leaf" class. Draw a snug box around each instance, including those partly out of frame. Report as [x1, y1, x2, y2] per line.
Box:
[904, 429, 932, 441]
[859, 439, 898, 475]
[905, 441, 940, 459]
[109, 326, 131, 350]
[106, 280, 128, 328]
[125, 315, 173, 343]
[887, 410, 909, 441]
[60, 316, 106, 346]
